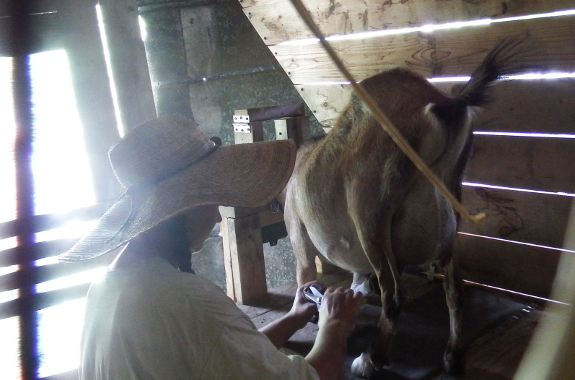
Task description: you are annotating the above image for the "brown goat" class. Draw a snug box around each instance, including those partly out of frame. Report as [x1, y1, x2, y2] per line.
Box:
[282, 39, 527, 378]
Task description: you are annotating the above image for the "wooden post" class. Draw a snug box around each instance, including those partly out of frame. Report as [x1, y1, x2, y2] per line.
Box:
[220, 207, 267, 304]
[60, 0, 122, 203]
[274, 116, 310, 147]
[222, 104, 307, 304]
[97, 0, 157, 132]
[233, 110, 264, 144]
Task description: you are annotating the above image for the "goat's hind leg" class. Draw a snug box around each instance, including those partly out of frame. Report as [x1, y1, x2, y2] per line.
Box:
[284, 212, 321, 285]
[350, 220, 405, 378]
[350, 249, 404, 378]
[443, 256, 465, 375]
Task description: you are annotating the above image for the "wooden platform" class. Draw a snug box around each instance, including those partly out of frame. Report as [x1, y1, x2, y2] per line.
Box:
[239, 273, 544, 380]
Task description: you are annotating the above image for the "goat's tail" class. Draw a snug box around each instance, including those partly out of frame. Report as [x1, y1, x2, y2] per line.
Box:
[456, 37, 530, 107]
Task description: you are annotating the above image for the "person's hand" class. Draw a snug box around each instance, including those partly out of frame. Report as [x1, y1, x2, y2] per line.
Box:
[318, 287, 364, 332]
[287, 281, 325, 329]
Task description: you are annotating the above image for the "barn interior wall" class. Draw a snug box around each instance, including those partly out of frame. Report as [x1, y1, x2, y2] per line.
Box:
[138, 0, 322, 290]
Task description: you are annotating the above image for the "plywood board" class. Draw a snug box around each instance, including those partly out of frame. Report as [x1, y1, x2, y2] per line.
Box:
[241, 0, 575, 45]
[295, 83, 351, 126]
[460, 186, 572, 249]
[466, 135, 575, 193]
[456, 233, 563, 298]
[269, 16, 575, 84]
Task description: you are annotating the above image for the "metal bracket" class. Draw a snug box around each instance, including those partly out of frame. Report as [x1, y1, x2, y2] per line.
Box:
[233, 112, 251, 134]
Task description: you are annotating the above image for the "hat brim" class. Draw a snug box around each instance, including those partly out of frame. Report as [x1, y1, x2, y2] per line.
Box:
[59, 139, 296, 262]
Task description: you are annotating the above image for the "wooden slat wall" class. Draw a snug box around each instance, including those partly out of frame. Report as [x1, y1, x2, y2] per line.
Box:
[460, 187, 571, 249]
[269, 16, 575, 84]
[0, 204, 112, 319]
[467, 135, 575, 192]
[0, 0, 152, 319]
[239, 0, 575, 298]
[242, 0, 574, 45]
[302, 78, 575, 133]
[455, 234, 565, 298]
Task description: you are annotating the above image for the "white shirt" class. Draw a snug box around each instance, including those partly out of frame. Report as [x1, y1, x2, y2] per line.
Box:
[80, 257, 319, 380]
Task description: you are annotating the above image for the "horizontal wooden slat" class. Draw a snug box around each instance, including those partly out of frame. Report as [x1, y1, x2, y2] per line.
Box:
[0, 251, 114, 292]
[0, 12, 63, 56]
[269, 16, 575, 84]
[467, 135, 575, 193]
[0, 283, 90, 319]
[455, 233, 564, 299]
[0, 238, 78, 268]
[460, 186, 572, 249]
[300, 78, 575, 130]
[242, 0, 575, 45]
[299, 93, 575, 192]
[0, 0, 61, 17]
[0, 203, 106, 240]
[436, 78, 575, 134]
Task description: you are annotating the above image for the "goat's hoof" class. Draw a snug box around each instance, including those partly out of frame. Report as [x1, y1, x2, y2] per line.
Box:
[351, 353, 377, 378]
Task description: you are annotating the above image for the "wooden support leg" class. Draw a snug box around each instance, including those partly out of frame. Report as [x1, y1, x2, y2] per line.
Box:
[221, 104, 308, 305]
[274, 116, 310, 147]
[220, 208, 267, 305]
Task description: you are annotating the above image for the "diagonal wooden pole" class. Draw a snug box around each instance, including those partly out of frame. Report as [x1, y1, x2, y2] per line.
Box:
[288, 0, 484, 225]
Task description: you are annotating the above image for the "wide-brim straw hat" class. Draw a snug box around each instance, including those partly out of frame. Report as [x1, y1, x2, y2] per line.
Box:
[59, 114, 296, 262]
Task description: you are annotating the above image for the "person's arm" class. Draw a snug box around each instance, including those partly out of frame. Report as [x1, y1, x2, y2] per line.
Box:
[259, 283, 319, 349]
[259, 283, 363, 380]
[305, 287, 364, 380]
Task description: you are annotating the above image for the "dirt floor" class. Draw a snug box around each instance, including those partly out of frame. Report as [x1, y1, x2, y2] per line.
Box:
[239, 273, 544, 380]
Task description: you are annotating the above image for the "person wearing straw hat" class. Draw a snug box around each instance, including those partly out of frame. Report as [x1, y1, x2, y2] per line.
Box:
[60, 114, 363, 380]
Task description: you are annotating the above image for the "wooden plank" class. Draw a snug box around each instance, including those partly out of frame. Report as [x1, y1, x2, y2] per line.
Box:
[295, 83, 351, 126]
[241, 0, 575, 45]
[274, 116, 310, 147]
[0, 0, 61, 16]
[300, 78, 575, 130]
[0, 12, 62, 56]
[58, 0, 122, 203]
[0, 203, 106, 240]
[0, 283, 90, 319]
[298, 94, 575, 193]
[268, 16, 575, 84]
[0, 250, 115, 292]
[455, 233, 563, 299]
[1, 238, 78, 267]
[438, 78, 575, 134]
[435, 306, 543, 380]
[98, 0, 157, 132]
[221, 214, 268, 305]
[460, 186, 572, 249]
[466, 135, 575, 193]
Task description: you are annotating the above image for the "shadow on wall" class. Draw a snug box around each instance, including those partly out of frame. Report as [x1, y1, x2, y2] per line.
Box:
[191, 223, 298, 291]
